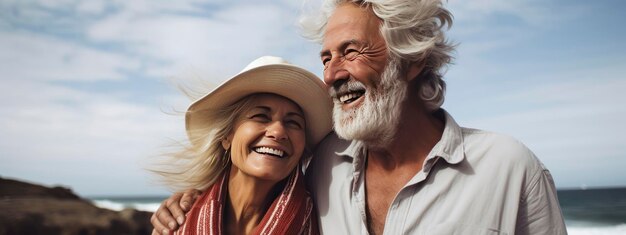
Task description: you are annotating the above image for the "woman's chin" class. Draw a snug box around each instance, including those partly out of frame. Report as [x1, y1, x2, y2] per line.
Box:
[236, 165, 293, 183]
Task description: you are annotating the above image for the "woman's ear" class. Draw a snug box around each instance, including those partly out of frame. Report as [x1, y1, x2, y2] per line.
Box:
[221, 138, 231, 150]
[406, 62, 426, 82]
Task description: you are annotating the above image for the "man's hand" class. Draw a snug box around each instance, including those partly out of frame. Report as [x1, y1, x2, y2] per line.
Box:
[151, 189, 201, 235]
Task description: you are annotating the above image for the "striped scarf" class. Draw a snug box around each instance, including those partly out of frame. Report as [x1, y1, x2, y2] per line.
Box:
[176, 167, 318, 235]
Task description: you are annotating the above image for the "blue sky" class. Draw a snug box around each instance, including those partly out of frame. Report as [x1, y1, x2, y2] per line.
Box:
[0, 0, 624, 196]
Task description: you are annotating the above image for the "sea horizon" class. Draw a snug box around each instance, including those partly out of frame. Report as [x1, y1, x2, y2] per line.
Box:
[84, 185, 626, 198]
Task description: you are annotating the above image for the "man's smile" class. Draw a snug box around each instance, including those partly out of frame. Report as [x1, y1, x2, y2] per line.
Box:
[338, 90, 365, 104]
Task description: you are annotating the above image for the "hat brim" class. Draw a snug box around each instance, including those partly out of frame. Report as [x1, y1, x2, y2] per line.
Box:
[186, 64, 332, 148]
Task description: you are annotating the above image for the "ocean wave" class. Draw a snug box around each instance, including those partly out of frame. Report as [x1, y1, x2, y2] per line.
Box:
[91, 200, 160, 212]
[567, 224, 626, 235]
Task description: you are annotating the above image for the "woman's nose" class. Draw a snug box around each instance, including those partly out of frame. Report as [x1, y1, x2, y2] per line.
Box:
[266, 121, 288, 140]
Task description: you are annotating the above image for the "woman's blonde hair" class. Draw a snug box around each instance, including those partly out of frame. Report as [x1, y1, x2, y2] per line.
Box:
[153, 95, 258, 191]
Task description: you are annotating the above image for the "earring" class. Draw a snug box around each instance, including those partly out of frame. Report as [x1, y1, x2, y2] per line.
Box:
[222, 148, 231, 160]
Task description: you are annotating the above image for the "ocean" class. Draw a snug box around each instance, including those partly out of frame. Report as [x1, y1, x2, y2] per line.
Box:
[89, 188, 626, 235]
[559, 188, 626, 234]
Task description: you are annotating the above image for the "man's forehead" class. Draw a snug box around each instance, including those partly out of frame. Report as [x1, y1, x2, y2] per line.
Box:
[322, 3, 380, 49]
[326, 3, 374, 29]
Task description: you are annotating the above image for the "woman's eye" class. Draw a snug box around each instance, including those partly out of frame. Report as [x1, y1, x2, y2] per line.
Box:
[251, 114, 270, 121]
[287, 120, 303, 129]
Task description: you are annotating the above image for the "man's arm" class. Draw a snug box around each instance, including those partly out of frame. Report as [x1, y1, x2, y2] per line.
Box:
[150, 189, 201, 235]
[516, 169, 567, 234]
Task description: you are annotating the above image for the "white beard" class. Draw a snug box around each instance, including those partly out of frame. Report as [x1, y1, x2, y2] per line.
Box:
[332, 58, 408, 147]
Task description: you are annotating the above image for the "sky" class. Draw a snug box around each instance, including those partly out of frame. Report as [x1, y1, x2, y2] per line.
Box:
[0, 0, 624, 197]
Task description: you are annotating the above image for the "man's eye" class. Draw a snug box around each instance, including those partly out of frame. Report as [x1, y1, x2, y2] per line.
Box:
[322, 58, 331, 66]
[345, 49, 360, 60]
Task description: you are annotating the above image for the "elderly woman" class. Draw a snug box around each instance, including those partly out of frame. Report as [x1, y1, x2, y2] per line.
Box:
[152, 56, 332, 235]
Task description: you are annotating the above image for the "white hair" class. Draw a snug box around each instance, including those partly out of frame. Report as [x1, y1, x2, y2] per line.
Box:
[300, 0, 454, 111]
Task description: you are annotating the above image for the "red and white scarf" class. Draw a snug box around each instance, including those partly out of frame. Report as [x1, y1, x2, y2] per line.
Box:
[176, 167, 318, 235]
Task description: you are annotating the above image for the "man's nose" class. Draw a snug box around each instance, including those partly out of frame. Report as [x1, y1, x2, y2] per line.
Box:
[323, 57, 350, 86]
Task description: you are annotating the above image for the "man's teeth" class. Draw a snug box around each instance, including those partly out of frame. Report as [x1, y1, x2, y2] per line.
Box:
[254, 147, 285, 157]
[339, 92, 363, 104]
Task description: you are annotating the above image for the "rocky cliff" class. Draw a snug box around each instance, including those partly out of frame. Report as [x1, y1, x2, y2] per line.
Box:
[0, 177, 152, 235]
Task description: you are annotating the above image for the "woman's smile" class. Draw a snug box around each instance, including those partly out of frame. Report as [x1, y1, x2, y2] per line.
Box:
[227, 93, 306, 182]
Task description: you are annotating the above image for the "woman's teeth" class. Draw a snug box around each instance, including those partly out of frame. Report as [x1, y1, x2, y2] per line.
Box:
[253, 147, 285, 158]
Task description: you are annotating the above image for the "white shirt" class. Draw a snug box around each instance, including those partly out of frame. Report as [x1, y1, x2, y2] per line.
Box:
[306, 110, 566, 235]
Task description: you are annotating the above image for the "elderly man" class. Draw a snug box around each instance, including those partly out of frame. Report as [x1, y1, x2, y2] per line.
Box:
[152, 1, 566, 234]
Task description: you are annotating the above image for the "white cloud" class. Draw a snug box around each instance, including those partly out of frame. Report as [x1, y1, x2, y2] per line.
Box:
[0, 0, 320, 195]
[87, 1, 314, 81]
[2, 0, 319, 82]
[450, 60, 626, 187]
[0, 79, 182, 157]
[76, 0, 106, 15]
[0, 79, 184, 195]
[0, 31, 140, 81]
[447, 0, 585, 57]
[449, 0, 558, 26]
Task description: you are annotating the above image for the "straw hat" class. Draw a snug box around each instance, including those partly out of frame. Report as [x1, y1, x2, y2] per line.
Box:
[186, 56, 333, 148]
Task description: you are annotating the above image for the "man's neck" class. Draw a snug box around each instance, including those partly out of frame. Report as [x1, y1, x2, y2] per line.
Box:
[363, 96, 445, 235]
[367, 97, 445, 171]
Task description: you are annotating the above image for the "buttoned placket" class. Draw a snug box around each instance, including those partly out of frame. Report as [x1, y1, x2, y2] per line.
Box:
[352, 147, 369, 235]
[381, 156, 442, 235]
[352, 149, 444, 235]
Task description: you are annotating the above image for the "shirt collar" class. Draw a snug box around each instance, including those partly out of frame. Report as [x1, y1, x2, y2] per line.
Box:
[334, 138, 365, 159]
[332, 109, 465, 165]
[429, 109, 465, 165]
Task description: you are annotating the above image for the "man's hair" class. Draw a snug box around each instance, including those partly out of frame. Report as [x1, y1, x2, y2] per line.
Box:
[300, 0, 455, 110]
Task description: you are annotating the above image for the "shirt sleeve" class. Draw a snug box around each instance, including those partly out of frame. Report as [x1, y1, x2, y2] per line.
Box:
[516, 168, 567, 235]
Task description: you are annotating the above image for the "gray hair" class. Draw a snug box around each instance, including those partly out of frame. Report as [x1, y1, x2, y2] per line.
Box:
[300, 0, 455, 110]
